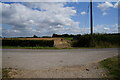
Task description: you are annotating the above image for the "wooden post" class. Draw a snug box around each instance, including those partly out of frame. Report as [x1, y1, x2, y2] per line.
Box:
[90, 0, 93, 35]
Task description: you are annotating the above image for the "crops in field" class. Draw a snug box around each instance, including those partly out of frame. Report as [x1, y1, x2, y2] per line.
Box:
[2, 38, 62, 40]
[2, 40, 54, 47]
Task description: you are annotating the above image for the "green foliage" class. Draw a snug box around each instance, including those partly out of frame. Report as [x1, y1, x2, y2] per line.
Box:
[99, 57, 120, 79]
[2, 46, 57, 49]
[72, 34, 120, 48]
[72, 35, 95, 47]
[64, 37, 73, 40]
[52, 33, 75, 37]
[2, 68, 11, 78]
[33, 35, 38, 38]
[2, 40, 54, 47]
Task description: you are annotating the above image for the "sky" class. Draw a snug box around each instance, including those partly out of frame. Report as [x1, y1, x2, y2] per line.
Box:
[0, 1, 119, 37]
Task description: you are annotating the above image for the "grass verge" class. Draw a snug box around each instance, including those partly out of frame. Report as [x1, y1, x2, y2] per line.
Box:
[99, 56, 120, 79]
[2, 46, 58, 49]
[2, 46, 119, 49]
[2, 68, 11, 78]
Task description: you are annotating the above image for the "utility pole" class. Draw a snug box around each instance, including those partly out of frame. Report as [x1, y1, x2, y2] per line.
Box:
[90, 0, 93, 35]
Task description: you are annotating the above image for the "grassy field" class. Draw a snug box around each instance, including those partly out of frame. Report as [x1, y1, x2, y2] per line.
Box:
[99, 56, 120, 79]
[63, 37, 73, 40]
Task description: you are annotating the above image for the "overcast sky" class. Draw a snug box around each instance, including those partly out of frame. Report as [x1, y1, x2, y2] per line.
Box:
[0, 1, 119, 37]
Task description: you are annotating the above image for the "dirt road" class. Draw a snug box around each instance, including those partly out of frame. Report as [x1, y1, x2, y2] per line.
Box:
[2, 48, 118, 78]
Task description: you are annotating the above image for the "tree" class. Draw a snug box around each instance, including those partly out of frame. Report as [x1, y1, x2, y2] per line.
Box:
[33, 35, 38, 38]
[52, 33, 58, 37]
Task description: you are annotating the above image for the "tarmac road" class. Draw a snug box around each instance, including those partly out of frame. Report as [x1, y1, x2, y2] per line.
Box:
[2, 48, 118, 70]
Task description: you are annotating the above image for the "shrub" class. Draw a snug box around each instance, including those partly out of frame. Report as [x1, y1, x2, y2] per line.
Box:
[72, 35, 95, 47]
[72, 34, 120, 48]
[2, 40, 54, 47]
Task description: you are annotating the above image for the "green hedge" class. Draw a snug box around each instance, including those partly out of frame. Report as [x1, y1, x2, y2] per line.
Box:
[2, 40, 54, 47]
[72, 34, 120, 47]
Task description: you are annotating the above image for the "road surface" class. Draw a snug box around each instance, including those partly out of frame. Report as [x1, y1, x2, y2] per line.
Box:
[2, 48, 118, 70]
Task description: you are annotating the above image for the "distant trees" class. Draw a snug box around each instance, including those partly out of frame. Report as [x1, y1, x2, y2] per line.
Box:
[42, 36, 51, 38]
[52, 33, 76, 37]
[33, 35, 38, 38]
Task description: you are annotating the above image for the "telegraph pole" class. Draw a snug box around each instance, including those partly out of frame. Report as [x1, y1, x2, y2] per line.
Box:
[90, 0, 93, 35]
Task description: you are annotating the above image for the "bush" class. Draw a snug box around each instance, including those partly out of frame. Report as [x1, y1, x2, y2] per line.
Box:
[72, 34, 120, 48]
[2, 40, 54, 47]
[72, 35, 95, 47]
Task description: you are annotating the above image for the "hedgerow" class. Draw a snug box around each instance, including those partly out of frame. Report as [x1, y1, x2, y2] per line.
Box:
[72, 34, 120, 47]
[2, 40, 54, 47]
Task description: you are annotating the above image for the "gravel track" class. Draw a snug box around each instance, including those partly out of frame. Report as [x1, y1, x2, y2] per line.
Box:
[2, 48, 118, 78]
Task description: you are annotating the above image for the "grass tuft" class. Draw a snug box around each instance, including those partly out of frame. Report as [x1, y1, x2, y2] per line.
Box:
[99, 57, 120, 79]
[2, 68, 11, 78]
